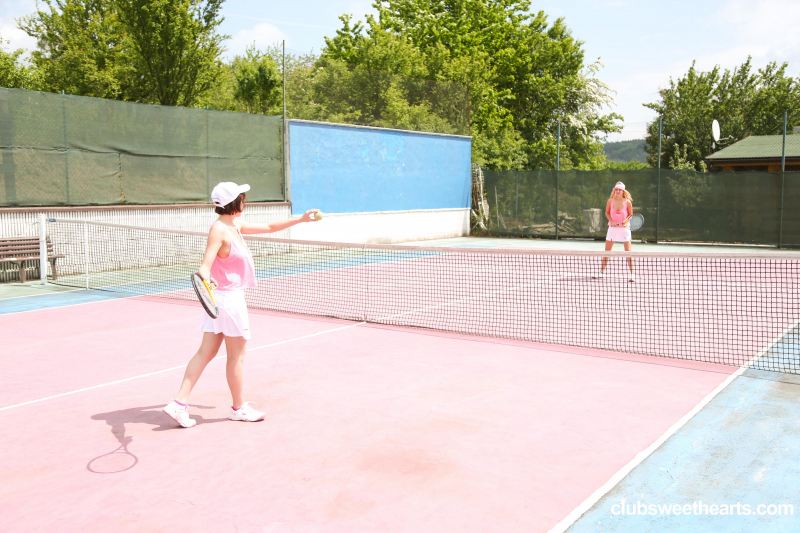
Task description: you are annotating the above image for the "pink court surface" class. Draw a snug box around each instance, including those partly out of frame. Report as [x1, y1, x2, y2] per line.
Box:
[1, 295, 735, 532]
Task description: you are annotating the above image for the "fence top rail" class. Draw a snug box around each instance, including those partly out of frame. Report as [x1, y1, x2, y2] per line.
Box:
[46, 218, 800, 260]
[288, 119, 473, 140]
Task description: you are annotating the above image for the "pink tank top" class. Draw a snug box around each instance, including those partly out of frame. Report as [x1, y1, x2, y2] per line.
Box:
[609, 200, 629, 227]
[209, 221, 256, 291]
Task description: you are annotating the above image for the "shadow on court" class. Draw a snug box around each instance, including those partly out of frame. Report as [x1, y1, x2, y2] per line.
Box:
[87, 404, 228, 474]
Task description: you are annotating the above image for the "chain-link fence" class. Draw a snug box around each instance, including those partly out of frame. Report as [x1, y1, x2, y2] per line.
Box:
[483, 168, 800, 247]
[481, 111, 800, 247]
[0, 88, 284, 207]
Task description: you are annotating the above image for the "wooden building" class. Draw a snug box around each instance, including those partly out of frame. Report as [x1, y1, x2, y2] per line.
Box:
[705, 135, 800, 172]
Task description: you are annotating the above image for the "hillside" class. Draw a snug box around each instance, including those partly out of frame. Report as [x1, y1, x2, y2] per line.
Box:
[603, 139, 647, 163]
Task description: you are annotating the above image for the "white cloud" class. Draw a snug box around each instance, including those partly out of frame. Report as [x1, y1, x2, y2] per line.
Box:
[0, 22, 36, 60]
[721, 0, 800, 60]
[224, 23, 288, 58]
[687, 0, 800, 73]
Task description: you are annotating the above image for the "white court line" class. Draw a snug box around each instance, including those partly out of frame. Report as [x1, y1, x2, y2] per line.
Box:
[547, 317, 800, 533]
[0, 290, 138, 316]
[0, 287, 85, 301]
[0, 322, 363, 412]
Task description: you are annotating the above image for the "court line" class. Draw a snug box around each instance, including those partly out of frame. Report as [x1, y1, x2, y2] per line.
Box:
[0, 287, 85, 301]
[547, 317, 800, 533]
[0, 322, 363, 412]
[0, 290, 134, 315]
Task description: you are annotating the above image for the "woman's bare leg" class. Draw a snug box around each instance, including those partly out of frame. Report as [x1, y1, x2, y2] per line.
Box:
[600, 240, 614, 272]
[623, 240, 634, 273]
[175, 332, 224, 403]
[224, 336, 248, 409]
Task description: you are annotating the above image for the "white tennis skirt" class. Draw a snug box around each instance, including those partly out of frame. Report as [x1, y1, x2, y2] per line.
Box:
[606, 226, 632, 242]
[199, 289, 251, 340]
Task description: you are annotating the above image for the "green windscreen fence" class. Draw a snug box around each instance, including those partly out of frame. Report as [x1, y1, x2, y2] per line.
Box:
[0, 88, 284, 207]
[483, 169, 800, 247]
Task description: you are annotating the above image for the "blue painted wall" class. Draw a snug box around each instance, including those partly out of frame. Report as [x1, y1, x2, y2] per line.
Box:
[288, 121, 472, 214]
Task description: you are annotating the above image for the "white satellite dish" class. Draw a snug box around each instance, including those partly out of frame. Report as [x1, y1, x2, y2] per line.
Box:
[712, 120, 721, 142]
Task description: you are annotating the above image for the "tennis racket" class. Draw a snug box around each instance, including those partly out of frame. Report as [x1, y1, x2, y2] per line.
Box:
[625, 214, 644, 232]
[191, 272, 218, 319]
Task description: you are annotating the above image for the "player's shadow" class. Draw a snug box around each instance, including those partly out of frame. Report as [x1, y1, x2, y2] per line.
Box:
[87, 404, 228, 474]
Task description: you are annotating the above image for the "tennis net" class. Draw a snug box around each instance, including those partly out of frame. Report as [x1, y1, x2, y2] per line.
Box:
[44, 219, 800, 373]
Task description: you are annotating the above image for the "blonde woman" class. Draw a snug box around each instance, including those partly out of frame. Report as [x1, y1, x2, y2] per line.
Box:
[593, 181, 635, 282]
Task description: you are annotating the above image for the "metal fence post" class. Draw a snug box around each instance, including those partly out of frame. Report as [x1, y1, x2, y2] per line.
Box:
[780, 110, 787, 248]
[61, 90, 70, 205]
[656, 115, 662, 243]
[555, 122, 560, 239]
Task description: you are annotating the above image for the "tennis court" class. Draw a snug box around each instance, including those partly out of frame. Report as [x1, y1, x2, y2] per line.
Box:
[2, 227, 800, 532]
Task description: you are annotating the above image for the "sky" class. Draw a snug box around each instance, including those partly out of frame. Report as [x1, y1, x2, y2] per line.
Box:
[2, 0, 798, 141]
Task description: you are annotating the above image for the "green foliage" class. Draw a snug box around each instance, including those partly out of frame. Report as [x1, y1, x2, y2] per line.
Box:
[231, 45, 282, 114]
[19, 0, 130, 98]
[644, 58, 800, 171]
[603, 140, 647, 163]
[20, 0, 226, 106]
[604, 159, 649, 170]
[116, 0, 225, 106]
[322, 0, 621, 170]
[0, 35, 40, 89]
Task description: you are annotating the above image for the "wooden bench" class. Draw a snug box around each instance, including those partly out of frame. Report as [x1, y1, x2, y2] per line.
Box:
[0, 236, 65, 283]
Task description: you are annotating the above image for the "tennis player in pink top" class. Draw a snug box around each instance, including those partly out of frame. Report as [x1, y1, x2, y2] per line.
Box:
[163, 182, 320, 428]
[593, 181, 635, 282]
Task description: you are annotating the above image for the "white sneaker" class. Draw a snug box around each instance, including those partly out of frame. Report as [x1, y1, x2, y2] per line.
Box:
[162, 400, 197, 428]
[229, 402, 265, 422]
[629, 273, 636, 283]
[592, 272, 605, 279]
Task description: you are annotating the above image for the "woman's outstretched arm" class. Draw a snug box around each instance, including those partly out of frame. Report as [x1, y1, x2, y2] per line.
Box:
[239, 209, 319, 234]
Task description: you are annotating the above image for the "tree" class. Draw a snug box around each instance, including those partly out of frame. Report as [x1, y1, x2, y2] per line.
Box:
[323, 0, 621, 170]
[231, 45, 282, 114]
[0, 35, 40, 90]
[115, 0, 226, 106]
[643, 58, 800, 171]
[19, 0, 130, 98]
[20, 0, 226, 106]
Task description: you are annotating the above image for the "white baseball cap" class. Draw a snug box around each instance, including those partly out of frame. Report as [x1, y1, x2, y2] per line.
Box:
[614, 181, 626, 191]
[211, 182, 250, 207]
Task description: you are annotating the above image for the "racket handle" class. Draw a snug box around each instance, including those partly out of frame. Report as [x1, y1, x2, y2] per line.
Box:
[202, 279, 216, 304]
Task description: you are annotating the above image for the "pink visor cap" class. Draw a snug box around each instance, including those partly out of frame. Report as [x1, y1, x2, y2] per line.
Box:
[211, 182, 250, 207]
[614, 181, 626, 191]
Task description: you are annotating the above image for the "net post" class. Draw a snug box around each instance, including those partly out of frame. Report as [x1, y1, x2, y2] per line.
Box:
[84, 221, 89, 289]
[556, 122, 560, 240]
[780, 110, 787, 248]
[656, 115, 662, 243]
[38, 214, 47, 285]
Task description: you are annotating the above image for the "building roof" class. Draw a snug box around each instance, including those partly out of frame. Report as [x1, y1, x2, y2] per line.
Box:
[706, 134, 800, 161]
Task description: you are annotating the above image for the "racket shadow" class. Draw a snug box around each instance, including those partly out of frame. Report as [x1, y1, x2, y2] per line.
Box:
[87, 404, 229, 474]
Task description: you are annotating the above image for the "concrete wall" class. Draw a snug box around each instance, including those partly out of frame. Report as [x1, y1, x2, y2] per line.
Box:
[287, 120, 472, 243]
[289, 207, 470, 244]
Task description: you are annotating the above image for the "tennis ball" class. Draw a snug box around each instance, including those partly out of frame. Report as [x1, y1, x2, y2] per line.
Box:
[312, 211, 324, 220]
